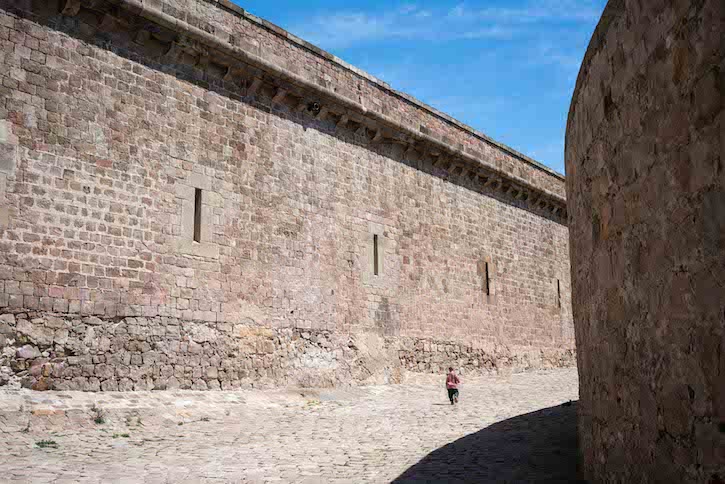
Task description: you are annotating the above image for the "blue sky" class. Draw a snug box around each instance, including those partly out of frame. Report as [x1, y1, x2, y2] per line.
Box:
[235, 0, 607, 174]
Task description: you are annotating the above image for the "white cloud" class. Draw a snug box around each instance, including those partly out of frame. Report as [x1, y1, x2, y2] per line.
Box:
[461, 26, 515, 40]
[281, 0, 605, 173]
[448, 4, 466, 18]
[290, 2, 522, 49]
[450, 0, 602, 24]
[398, 4, 418, 15]
[290, 0, 603, 50]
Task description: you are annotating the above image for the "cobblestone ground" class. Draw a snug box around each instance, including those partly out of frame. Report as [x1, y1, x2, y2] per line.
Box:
[0, 368, 578, 483]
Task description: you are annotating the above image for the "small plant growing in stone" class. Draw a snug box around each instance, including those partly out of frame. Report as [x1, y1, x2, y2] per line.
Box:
[112, 433, 131, 438]
[35, 440, 58, 449]
[90, 404, 105, 425]
[200, 417, 210, 422]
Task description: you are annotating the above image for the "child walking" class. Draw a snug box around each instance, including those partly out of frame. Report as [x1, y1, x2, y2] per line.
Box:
[446, 367, 460, 405]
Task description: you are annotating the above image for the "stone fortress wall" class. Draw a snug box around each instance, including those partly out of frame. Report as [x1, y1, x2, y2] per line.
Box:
[0, 0, 573, 391]
[567, 0, 724, 481]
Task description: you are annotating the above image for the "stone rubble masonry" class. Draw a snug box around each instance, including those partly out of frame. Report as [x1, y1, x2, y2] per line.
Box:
[1, 311, 573, 391]
[567, 0, 725, 482]
[0, 0, 574, 391]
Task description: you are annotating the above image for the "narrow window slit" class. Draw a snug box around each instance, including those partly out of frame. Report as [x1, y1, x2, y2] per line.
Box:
[484, 262, 490, 296]
[557, 279, 561, 308]
[373, 234, 379, 276]
[193, 188, 202, 243]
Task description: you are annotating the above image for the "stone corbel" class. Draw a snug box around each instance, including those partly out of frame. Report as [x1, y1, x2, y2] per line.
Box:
[355, 125, 367, 137]
[62, 0, 82, 16]
[403, 143, 417, 160]
[135, 30, 151, 45]
[483, 176, 497, 188]
[450, 164, 464, 176]
[247, 77, 263, 96]
[223, 66, 244, 82]
[420, 147, 439, 167]
[336, 114, 349, 129]
[163, 41, 183, 62]
[515, 189, 526, 200]
[196, 56, 210, 70]
[371, 129, 383, 144]
[432, 154, 447, 167]
[294, 98, 308, 112]
[316, 106, 329, 121]
[98, 13, 125, 32]
[272, 88, 287, 104]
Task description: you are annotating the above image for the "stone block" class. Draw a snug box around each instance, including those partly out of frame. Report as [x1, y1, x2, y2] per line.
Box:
[15, 344, 40, 359]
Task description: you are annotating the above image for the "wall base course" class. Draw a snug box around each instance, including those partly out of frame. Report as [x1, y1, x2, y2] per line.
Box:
[1, 310, 575, 391]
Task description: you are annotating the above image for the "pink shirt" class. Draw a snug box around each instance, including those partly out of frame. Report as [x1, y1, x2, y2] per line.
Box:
[446, 372, 460, 389]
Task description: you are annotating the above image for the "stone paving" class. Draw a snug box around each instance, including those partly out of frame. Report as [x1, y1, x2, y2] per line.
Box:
[0, 368, 579, 483]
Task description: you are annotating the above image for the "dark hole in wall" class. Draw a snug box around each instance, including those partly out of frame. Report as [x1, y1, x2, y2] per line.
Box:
[193, 188, 202, 243]
[485, 262, 490, 296]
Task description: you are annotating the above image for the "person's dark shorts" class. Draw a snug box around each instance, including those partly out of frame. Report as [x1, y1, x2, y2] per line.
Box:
[447, 388, 459, 402]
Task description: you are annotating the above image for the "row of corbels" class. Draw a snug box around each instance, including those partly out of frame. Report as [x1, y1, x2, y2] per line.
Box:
[62, 0, 567, 219]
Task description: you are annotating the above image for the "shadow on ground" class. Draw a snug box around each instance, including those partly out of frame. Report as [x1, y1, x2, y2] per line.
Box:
[393, 401, 582, 483]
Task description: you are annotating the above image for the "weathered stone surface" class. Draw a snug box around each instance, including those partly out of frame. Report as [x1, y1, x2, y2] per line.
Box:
[15, 344, 40, 360]
[0, 0, 574, 389]
[566, 0, 725, 482]
[0, 311, 574, 390]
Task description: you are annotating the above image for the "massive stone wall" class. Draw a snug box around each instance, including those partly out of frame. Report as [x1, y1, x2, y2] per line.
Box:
[567, 0, 724, 481]
[0, 0, 573, 391]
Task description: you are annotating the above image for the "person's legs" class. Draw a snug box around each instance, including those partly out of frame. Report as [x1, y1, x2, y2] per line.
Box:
[447, 388, 455, 404]
[453, 389, 459, 404]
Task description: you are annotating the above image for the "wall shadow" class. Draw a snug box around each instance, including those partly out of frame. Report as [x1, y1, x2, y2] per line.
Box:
[393, 402, 583, 483]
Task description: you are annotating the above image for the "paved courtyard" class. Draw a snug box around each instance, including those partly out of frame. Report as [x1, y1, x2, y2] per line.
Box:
[0, 368, 579, 483]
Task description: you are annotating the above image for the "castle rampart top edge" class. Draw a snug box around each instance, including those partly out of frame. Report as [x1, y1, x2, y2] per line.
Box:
[49, 0, 567, 217]
[210, 0, 564, 181]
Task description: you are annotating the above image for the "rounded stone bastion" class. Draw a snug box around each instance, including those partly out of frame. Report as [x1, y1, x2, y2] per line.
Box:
[566, 0, 724, 482]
